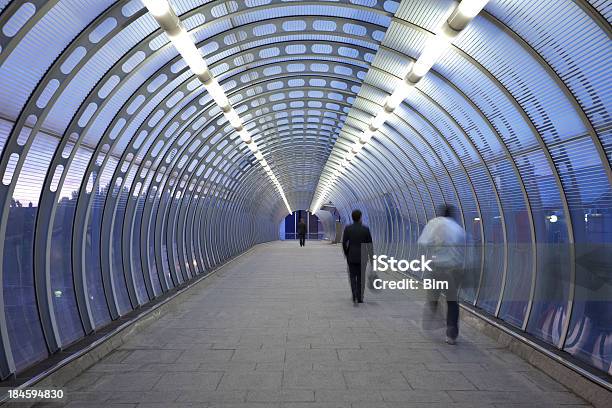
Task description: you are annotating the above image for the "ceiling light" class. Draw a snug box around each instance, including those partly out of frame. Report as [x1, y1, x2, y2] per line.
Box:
[142, 0, 170, 17]
[386, 77, 413, 109]
[412, 34, 452, 77]
[457, 0, 489, 18]
[143, 0, 292, 214]
[311, 1, 489, 216]
[204, 79, 230, 109]
[247, 142, 258, 153]
[168, 29, 208, 76]
[360, 130, 374, 144]
[237, 127, 251, 143]
[225, 108, 242, 128]
[371, 108, 392, 130]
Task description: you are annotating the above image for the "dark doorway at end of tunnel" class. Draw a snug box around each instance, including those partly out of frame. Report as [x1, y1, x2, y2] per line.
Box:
[280, 210, 322, 240]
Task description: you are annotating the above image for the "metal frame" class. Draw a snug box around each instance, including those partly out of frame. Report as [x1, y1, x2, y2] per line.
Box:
[315, 0, 609, 365]
[0, 0, 609, 382]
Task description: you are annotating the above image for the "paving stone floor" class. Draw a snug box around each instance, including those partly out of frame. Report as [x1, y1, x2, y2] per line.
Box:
[41, 241, 591, 407]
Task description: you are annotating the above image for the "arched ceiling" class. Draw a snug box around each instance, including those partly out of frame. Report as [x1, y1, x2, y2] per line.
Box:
[311, 0, 611, 214]
[0, 0, 398, 225]
[0, 0, 610, 380]
[0, 0, 402, 376]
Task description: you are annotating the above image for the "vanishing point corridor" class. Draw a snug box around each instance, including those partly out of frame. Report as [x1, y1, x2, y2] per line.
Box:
[54, 242, 590, 408]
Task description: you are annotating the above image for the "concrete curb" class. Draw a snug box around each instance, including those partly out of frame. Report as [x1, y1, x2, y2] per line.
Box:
[460, 307, 611, 408]
[378, 267, 611, 407]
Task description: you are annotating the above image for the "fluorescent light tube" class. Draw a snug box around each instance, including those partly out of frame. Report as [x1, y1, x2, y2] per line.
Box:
[457, 0, 489, 18]
[205, 79, 230, 109]
[144, 0, 292, 220]
[225, 108, 242, 128]
[237, 127, 251, 143]
[247, 142, 258, 153]
[168, 29, 208, 76]
[142, 0, 170, 17]
[371, 108, 392, 129]
[412, 34, 452, 77]
[386, 78, 413, 110]
[360, 130, 374, 144]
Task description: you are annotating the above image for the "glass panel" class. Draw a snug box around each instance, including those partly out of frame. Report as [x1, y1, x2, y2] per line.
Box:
[3, 133, 57, 371]
[470, 165, 504, 314]
[49, 148, 92, 346]
[491, 159, 534, 327]
[111, 186, 136, 311]
[519, 150, 571, 345]
[554, 138, 612, 372]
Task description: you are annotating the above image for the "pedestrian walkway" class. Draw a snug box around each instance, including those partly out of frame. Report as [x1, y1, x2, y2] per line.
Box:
[54, 241, 589, 407]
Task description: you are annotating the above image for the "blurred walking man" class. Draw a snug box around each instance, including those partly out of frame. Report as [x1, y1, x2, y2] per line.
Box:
[418, 204, 466, 344]
[297, 218, 307, 247]
[342, 210, 373, 304]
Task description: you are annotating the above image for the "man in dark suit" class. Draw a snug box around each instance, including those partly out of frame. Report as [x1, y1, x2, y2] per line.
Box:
[297, 218, 307, 247]
[342, 209, 374, 304]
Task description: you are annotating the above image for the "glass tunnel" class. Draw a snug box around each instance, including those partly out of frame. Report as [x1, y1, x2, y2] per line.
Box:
[0, 0, 610, 392]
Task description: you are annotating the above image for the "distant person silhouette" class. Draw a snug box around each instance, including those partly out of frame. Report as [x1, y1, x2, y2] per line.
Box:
[297, 218, 307, 247]
[342, 210, 373, 304]
[418, 204, 466, 344]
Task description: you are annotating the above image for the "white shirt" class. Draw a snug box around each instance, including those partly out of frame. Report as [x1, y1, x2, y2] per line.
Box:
[417, 217, 466, 269]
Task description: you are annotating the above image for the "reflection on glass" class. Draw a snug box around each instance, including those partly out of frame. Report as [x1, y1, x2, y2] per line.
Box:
[4, 201, 48, 371]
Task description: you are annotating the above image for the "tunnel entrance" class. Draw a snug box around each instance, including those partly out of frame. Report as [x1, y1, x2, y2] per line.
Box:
[280, 210, 322, 240]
